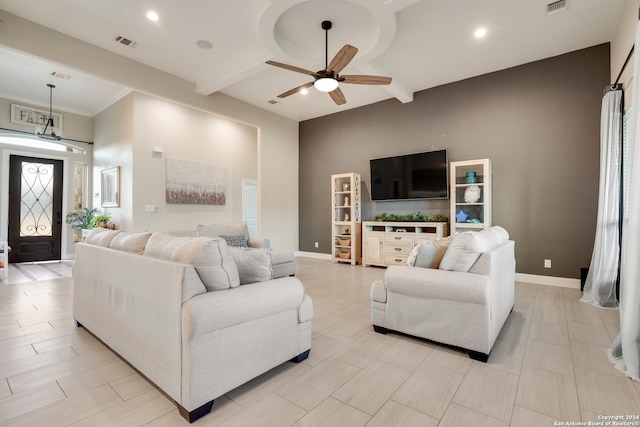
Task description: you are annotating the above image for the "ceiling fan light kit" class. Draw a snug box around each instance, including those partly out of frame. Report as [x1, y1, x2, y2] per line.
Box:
[314, 77, 339, 92]
[266, 20, 391, 105]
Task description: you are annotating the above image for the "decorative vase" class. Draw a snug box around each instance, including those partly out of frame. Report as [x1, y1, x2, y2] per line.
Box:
[465, 171, 477, 184]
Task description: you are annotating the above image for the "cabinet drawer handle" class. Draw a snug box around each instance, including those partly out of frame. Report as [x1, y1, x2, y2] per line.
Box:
[394, 236, 402, 240]
[395, 259, 402, 263]
[394, 248, 402, 251]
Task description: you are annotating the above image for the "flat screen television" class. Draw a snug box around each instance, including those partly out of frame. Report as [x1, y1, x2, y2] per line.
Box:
[370, 149, 449, 201]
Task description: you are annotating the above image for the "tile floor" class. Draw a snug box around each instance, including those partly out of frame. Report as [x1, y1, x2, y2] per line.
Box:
[0, 257, 639, 426]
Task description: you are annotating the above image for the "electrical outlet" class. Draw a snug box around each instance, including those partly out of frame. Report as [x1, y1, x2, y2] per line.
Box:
[314, 242, 319, 248]
[544, 259, 551, 269]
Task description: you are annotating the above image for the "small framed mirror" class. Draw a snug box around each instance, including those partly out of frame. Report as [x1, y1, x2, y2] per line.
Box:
[101, 166, 120, 207]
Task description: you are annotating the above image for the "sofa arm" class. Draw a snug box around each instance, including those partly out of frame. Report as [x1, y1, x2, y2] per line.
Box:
[248, 237, 270, 249]
[183, 277, 305, 339]
[384, 265, 490, 305]
[370, 280, 387, 303]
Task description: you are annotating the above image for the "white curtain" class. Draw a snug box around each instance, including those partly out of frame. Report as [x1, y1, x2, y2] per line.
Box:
[608, 20, 640, 382]
[580, 88, 622, 308]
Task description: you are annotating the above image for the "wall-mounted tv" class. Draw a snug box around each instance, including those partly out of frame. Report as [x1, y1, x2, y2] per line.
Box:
[370, 149, 449, 201]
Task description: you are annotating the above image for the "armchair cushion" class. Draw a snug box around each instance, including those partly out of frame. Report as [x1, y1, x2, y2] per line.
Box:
[439, 228, 502, 272]
[219, 234, 249, 248]
[407, 238, 452, 268]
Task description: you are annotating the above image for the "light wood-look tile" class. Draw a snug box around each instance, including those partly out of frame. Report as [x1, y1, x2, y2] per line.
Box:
[291, 396, 370, 427]
[523, 339, 574, 376]
[376, 336, 433, 371]
[510, 405, 559, 427]
[528, 320, 570, 347]
[275, 357, 360, 411]
[574, 367, 640, 416]
[0, 384, 122, 427]
[67, 389, 175, 427]
[391, 359, 465, 419]
[567, 321, 614, 346]
[515, 365, 581, 421]
[453, 362, 519, 421]
[366, 400, 439, 427]
[439, 402, 509, 427]
[0, 381, 66, 423]
[332, 360, 411, 415]
[0, 257, 638, 426]
[218, 394, 305, 427]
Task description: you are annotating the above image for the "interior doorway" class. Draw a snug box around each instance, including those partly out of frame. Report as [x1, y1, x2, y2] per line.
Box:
[8, 155, 64, 263]
[242, 179, 258, 238]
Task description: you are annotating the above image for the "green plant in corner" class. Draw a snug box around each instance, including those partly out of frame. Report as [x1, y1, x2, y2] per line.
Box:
[65, 207, 98, 230]
[89, 213, 112, 229]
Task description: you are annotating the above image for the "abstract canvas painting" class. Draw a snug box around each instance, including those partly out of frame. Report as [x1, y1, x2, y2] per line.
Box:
[165, 158, 226, 205]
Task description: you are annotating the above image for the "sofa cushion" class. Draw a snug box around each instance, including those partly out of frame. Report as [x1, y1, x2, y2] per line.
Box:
[228, 247, 273, 284]
[407, 238, 452, 269]
[144, 232, 240, 291]
[110, 231, 152, 254]
[84, 228, 121, 247]
[196, 223, 249, 243]
[219, 234, 249, 248]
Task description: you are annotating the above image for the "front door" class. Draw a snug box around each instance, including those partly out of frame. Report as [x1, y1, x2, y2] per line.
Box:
[8, 155, 64, 263]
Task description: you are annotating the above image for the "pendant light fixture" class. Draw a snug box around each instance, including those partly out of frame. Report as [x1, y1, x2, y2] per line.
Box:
[37, 83, 61, 141]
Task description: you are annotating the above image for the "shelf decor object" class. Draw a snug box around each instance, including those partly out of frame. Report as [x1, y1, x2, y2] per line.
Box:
[450, 159, 492, 233]
[331, 173, 361, 265]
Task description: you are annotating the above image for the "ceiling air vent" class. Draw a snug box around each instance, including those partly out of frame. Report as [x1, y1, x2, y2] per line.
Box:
[114, 35, 137, 47]
[267, 99, 279, 105]
[49, 70, 71, 80]
[546, 0, 568, 15]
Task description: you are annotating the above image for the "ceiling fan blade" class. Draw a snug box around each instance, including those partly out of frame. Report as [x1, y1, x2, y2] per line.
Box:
[277, 81, 315, 98]
[329, 87, 346, 105]
[341, 75, 392, 85]
[266, 60, 317, 77]
[327, 44, 358, 73]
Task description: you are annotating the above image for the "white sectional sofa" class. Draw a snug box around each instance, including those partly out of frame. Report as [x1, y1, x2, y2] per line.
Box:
[72, 229, 313, 422]
[370, 226, 515, 361]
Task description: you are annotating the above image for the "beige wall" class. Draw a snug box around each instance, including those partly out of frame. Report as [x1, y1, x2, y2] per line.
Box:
[0, 9, 300, 251]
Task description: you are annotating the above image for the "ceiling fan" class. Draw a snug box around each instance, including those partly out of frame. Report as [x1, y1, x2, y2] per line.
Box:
[266, 20, 392, 105]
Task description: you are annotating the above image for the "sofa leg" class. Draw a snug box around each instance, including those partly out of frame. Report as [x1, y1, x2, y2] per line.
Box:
[291, 349, 310, 363]
[74, 319, 83, 328]
[373, 325, 388, 334]
[468, 350, 490, 363]
[178, 400, 215, 423]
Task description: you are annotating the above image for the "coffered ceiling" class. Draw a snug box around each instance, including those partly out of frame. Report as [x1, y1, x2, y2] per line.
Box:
[0, 0, 626, 122]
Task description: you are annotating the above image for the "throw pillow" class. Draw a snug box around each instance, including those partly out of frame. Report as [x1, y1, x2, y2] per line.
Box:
[489, 226, 509, 245]
[439, 232, 482, 272]
[144, 232, 240, 291]
[84, 228, 121, 247]
[110, 231, 152, 255]
[219, 234, 249, 248]
[406, 238, 452, 269]
[228, 247, 273, 284]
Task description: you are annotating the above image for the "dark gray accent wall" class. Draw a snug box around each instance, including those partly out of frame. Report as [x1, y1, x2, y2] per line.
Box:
[299, 44, 610, 278]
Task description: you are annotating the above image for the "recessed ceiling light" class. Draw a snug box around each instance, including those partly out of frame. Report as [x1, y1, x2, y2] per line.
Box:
[146, 11, 159, 21]
[196, 40, 213, 50]
[300, 88, 308, 95]
[474, 27, 487, 38]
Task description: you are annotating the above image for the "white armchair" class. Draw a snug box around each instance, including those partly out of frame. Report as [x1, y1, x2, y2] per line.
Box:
[370, 227, 515, 362]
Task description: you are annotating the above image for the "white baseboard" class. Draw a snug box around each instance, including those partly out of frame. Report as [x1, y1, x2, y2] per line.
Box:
[293, 254, 582, 290]
[515, 273, 581, 289]
[295, 251, 332, 260]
